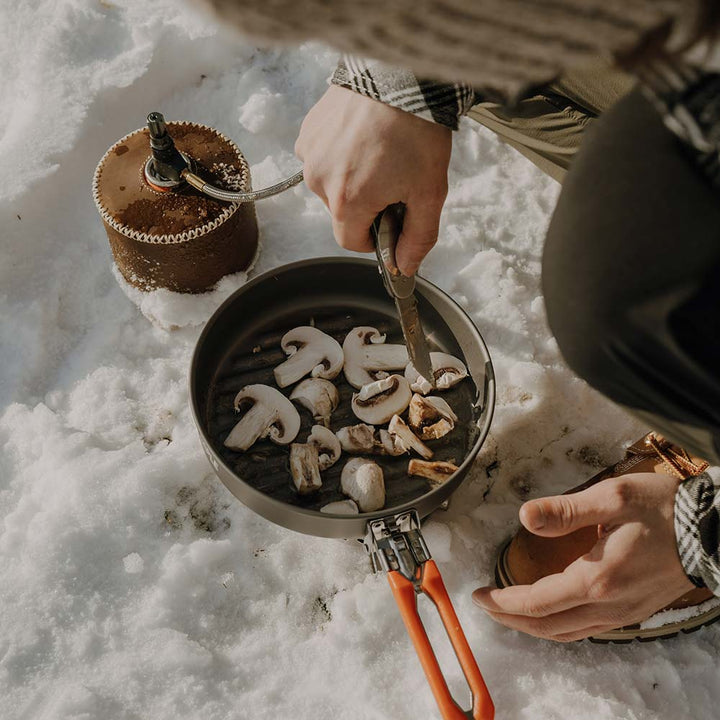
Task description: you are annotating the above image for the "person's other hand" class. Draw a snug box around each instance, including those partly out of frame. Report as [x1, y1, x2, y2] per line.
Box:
[295, 84, 452, 276]
[472, 472, 695, 642]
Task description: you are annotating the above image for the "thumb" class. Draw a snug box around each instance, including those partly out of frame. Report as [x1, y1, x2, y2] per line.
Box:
[395, 193, 444, 276]
[519, 481, 628, 537]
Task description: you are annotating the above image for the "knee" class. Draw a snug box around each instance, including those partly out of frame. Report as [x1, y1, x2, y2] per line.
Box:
[542, 250, 626, 393]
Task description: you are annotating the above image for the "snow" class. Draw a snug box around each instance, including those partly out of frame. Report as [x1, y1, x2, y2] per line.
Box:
[1, 1, 720, 719]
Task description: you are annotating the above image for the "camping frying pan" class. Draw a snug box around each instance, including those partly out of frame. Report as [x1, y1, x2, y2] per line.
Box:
[190, 255, 496, 719]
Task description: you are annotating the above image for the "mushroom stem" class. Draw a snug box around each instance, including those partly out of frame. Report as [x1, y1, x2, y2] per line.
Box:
[225, 402, 275, 451]
[343, 327, 409, 388]
[408, 459, 459, 486]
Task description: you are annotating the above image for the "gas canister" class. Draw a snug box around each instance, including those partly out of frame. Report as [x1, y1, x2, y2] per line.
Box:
[92, 113, 302, 293]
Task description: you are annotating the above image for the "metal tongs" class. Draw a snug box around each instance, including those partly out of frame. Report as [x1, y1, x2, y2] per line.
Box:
[372, 203, 436, 389]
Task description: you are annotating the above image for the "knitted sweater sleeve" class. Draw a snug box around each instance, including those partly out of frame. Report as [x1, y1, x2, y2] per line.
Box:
[331, 56, 477, 130]
[197, 0, 697, 101]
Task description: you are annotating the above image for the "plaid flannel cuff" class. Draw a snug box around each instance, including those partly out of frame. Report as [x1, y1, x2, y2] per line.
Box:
[674, 466, 720, 593]
[331, 56, 477, 131]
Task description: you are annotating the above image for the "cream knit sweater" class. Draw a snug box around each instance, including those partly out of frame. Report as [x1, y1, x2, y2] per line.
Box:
[196, 0, 701, 97]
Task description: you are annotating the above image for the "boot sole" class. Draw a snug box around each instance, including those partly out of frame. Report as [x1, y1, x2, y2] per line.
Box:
[494, 539, 720, 643]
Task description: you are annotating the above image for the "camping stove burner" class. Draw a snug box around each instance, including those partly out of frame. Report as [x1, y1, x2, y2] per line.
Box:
[144, 153, 193, 191]
[145, 111, 190, 188]
[142, 110, 305, 202]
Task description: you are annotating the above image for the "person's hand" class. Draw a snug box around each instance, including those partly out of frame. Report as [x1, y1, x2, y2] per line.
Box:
[295, 84, 452, 276]
[472, 472, 695, 642]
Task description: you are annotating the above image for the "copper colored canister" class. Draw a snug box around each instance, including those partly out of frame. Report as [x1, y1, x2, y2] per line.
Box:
[93, 122, 259, 293]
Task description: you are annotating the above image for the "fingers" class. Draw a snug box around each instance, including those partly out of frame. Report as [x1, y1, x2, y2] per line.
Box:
[395, 191, 446, 276]
[472, 563, 630, 641]
[519, 478, 631, 537]
[472, 567, 591, 618]
[481, 606, 619, 642]
[330, 214, 375, 254]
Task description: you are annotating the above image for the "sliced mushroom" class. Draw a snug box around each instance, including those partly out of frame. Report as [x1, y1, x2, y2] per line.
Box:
[289, 378, 339, 427]
[405, 352, 468, 395]
[225, 385, 301, 451]
[351, 375, 411, 425]
[320, 499, 360, 515]
[408, 459, 459, 486]
[289, 443, 322, 495]
[336, 424, 405, 456]
[274, 326, 344, 388]
[307, 425, 341, 470]
[388, 414, 433, 460]
[341, 458, 385, 512]
[378, 429, 406, 456]
[408, 394, 458, 440]
[343, 326, 409, 389]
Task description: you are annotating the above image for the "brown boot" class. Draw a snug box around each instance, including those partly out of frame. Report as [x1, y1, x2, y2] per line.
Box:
[495, 433, 720, 642]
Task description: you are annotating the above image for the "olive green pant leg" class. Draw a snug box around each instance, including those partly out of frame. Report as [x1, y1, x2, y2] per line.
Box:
[466, 60, 635, 182]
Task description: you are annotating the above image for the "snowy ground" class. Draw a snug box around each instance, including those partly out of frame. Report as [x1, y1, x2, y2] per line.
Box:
[2, 1, 720, 719]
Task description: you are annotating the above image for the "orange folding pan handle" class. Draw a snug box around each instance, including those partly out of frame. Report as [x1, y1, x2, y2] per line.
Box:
[388, 561, 494, 720]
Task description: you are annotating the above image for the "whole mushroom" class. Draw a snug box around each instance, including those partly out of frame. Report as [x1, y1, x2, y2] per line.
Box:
[225, 384, 301, 451]
[405, 352, 468, 395]
[274, 326, 344, 388]
[341, 458, 385, 512]
[351, 375, 412, 425]
[343, 326, 409, 389]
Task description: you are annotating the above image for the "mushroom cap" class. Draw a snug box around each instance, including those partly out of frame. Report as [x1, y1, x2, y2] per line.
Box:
[307, 424, 342, 470]
[274, 326, 344, 388]
[351, 375, 412, 425]
[405, 352, 468, 395]
[225, 384, 301, 451]
[340, 458, 385, 512]
[289, 378, 339, 426]
[343, 326, 409, 389]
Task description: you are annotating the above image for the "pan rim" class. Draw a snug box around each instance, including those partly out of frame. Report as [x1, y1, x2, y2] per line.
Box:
[189, 256, 495, 533]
